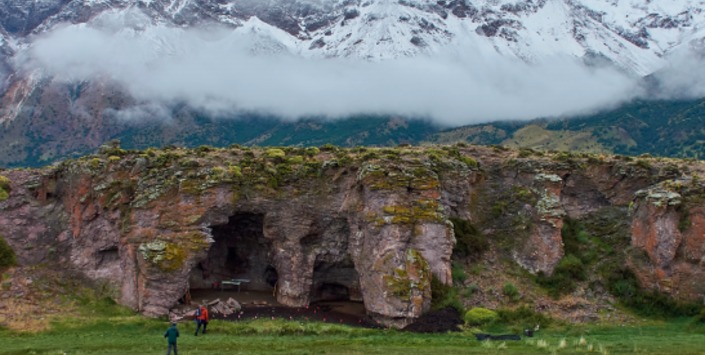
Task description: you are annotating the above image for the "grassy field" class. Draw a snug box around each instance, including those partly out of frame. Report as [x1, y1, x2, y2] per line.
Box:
[1, 314, 704, 355]
[1, 268, 704, 354]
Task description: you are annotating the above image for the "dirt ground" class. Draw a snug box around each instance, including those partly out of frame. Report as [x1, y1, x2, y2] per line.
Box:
[189, 289, 464, 332]
[402, 307, 464, 333]
[189, 289, 377, 327]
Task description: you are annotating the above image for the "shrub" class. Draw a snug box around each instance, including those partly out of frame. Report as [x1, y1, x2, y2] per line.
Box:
[556, 255, 586, 280]
[431, 277, 464, 314]
[460, 156, 479, 169]
[450, 218, 488, 258]
[497, 306, 552, 329]
[288, 156, 305, 164]
[320, 144, 338, 152]
[607, 268, 700, 318]
[695, 308, 705, 324]
[536, 218, 596, 298]
[196, 145, 214, 153]
[0, 175, 10, 191]
[451, 263, 467, 285]
[265, 148, 286, 159]
[536, 255, 585, 298]
[503, 282, 519, 301]
[461, 283, 479, 298]
[464, 307, 499, 326]
[0, 235, 16, 271]
[561, 218, 600, 265]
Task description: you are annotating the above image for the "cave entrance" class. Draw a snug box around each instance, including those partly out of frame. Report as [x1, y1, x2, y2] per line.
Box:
[308, 256, 365, 319]
[309, 254, 362, 304]
[189, 212, 276, 301]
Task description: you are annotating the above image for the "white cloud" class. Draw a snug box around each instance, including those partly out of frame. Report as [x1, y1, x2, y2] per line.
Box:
[103, 102, 173, 122]
[19, 15, 652, 126]
[650, 38, 705, 100]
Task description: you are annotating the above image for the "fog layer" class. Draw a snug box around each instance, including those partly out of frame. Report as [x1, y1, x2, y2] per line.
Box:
[19, 15, 703, 126]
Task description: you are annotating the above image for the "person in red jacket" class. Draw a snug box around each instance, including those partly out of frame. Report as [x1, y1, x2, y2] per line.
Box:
[194, 304, 209, 336]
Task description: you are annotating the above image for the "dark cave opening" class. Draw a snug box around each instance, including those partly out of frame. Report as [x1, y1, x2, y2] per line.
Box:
[97, 247, 119, 267]
[309, 255, 362, 303]
[189, 212, 275, 293]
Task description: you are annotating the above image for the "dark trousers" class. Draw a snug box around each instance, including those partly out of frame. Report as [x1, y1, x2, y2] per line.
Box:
[195, 320, 208, 335]
[166, 342, 178, 355]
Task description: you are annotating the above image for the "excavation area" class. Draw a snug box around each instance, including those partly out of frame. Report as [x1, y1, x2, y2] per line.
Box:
[184, 289, 462, 332]
[179, 211, 460, 332]
[182, 211, 374, 326]
[187, 289, 374, 327]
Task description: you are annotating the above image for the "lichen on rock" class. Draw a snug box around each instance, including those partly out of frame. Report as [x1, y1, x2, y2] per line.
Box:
[535, 189, 565, 221]
[636, 185, 682, 207]
[382, 249, 431, 302]
[534, 173, 563, 183]
[138, 240, 187, 272]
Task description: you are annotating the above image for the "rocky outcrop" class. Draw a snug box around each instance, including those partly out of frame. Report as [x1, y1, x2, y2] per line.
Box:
[0, 145, 704, 327]
[630, 179, 705, 299]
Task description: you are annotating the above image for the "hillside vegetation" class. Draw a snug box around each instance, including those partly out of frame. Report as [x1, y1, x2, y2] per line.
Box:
[433, 98, 705, 159]
[4, 99, 705, 168]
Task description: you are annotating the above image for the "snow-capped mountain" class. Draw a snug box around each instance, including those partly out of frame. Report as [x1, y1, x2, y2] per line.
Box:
[1, 0, 704, 75]
[1, 0, 705, 168]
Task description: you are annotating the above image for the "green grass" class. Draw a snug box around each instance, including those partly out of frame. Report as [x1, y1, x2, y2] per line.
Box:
[1, 315, 704, 354]
[2, 269, 704, 355]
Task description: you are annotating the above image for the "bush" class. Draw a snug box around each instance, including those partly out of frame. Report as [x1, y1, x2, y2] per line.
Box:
[695, 308, 705, 324]
[536, 255, 586, 298]
[320, 144, 338, 152]
[561, 218, 601, 265]
[556, 255, 586, 280]
[0, 235, 16, 270]
[461, 283, 479, 298]
[450, 218, 488, 258]
[503, 282, 519, 301]
[265, 148, 286, 159]
[431, 277, 463, 314]
[0, 175, 10, 191]
[607, 268, 700, 318]
[497, 306, 552, 329]
[464, 307, 499, 326]
[460, 156, 479, 169]
[451, 263, 467, 285]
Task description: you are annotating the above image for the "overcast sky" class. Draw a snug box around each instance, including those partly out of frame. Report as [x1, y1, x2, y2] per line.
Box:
[18, 15, 704, 126]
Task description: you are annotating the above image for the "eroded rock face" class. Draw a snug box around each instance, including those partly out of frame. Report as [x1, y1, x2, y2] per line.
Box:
[0, 146, 704, 326]
[630, 180, 705, 299]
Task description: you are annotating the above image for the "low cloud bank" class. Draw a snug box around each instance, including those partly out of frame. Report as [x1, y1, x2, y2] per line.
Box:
[651, 39, 705, 100]
[18, 15, 704, 126]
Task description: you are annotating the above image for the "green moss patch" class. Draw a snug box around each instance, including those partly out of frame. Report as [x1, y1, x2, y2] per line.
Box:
[0, 175, 10, 202]
[138, 240, 188, 273]
[0, 234, 16, 271]
[381, 200, 445, 225]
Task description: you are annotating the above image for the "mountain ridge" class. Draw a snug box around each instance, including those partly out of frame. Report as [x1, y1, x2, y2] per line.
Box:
[1, 0, 705, 167]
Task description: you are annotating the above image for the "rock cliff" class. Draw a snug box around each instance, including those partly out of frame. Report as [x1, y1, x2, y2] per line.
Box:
[1, 144, 704, 327]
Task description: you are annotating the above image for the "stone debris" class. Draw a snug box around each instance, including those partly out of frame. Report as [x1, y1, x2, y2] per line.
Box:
[170, 297, 242, 322]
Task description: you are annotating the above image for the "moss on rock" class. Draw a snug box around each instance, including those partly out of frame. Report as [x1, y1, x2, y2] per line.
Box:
[383, 249, 431, 299]
[138, 240, 188, 273]
[0, 175, 10, 202]
[0, 234, 16, 270]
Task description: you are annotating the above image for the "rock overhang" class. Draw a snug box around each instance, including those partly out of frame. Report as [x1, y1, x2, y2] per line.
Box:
[1, 145, 705, 326]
